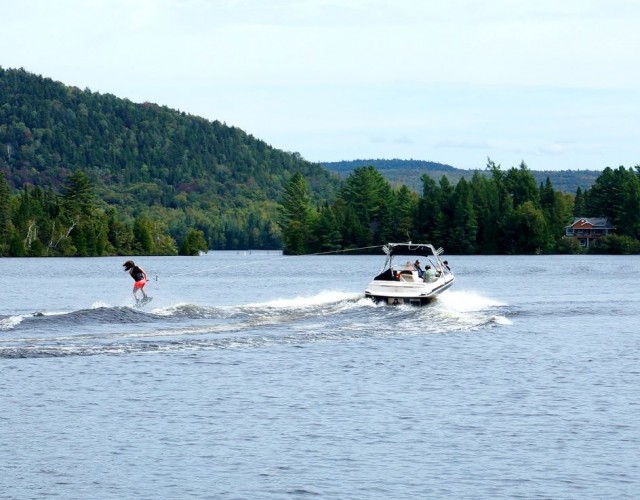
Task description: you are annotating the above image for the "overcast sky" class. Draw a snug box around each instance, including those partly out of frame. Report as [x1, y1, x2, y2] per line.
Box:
[3, 0, 639, 171]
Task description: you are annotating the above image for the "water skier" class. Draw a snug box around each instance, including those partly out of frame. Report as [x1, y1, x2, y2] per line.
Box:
[123, 260, 150, 303]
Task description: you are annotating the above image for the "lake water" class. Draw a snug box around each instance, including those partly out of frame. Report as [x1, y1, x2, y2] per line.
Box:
[1, 252, 639, 499]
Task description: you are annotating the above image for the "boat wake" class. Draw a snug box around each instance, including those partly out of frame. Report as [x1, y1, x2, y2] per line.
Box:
[0, 289, 510, 359]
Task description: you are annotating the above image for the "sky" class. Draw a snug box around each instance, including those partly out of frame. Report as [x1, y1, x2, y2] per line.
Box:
[2, 0, 640, 171]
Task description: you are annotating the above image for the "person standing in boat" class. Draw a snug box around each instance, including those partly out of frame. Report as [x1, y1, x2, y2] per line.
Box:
[123, 260, 149, 302]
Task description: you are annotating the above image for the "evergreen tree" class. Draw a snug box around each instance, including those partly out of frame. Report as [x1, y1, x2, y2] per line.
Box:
[414, 174, 441, 243]
[448, 178, 478, 254]
[179, 228, 208, 255]
[573, 187, 586, 216]
[60, 170, 96, 219]
[107, 209, 134, 254]
[9, 231, 25, 256]
[312, 204, 342, 252]
[617, 168, 640, 239]
[133, 216, 154, 254]
[432, 176, 455, 244]
[585, 166, 640, 238]
[338, 166, 390, 246]
[470, 171, 501, 254]
[510, 201, 549, 253]
[505, 161, 540, 208]
[488, 159, 514, 252]
[539, 177, 574, 249]
[390, 185, 418, 242]
[0, 172, 11, 255]
[278, 173, 314, 255]
[334, 200, 368, 249]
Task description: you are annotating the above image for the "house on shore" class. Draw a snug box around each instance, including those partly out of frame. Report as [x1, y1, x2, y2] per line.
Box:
[564, 217, 614, 248]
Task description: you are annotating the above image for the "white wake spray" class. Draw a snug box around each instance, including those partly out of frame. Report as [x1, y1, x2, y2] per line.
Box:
[251, 290, 362, 309]
[436, 290, 506, 311]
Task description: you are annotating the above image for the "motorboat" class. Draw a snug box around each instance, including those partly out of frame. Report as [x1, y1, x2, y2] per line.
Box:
[364, 242, 455, 305]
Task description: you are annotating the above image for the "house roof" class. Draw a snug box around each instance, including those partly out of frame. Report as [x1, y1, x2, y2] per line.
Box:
[567, 217, 615, 230]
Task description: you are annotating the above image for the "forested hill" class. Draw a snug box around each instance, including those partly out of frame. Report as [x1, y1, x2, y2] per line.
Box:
[322, 159, 601, 194]
[0, 66, 340, 249]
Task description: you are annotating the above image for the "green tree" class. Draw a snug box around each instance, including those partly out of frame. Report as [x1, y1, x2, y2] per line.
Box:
[505, 161, 540, 208]
[488, 159, 514, 252]
[415, 174, 442, 243]
[509, 201, 549, 253]
[448, 177, 478, 254]
[586, 166, 640, 239]
[589, 234, 640, 254]
[60, 170, 96, 219]
[470, 171, 501, 254]
[9, 231, 26, 256]
[179, 228, 208, 255]
[278, 172, 314, 254]
[333, 199, 368, 249]
[573, 187, 586, 216]
[133, 216, 154, 254]
[338, 166, 391, 246]
[0, 172, 11, 255]
[541, 181, 574, 250]
[58, 170, 109, 256]
[431, 176, 455, 244]
[107, 210, 134, 254]
[312, 204, 342, 252]
[389, 185, 418, 242]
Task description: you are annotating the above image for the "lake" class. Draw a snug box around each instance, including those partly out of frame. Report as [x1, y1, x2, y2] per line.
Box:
[1, 252, 639, 499]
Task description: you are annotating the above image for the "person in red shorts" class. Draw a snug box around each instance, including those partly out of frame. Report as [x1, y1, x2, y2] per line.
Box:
[123, 260, 149, 303]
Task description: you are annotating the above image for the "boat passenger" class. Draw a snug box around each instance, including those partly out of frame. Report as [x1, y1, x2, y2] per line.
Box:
[413, 260, 424, 278]
[423, 265, 437, 283]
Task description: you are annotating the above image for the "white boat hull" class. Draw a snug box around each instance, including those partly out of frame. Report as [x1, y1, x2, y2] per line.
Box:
[365, 274, 455, 305]
[364, 242, 455, 306]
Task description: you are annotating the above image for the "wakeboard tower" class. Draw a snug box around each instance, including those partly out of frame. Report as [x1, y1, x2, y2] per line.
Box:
[364, 242, 454, 305]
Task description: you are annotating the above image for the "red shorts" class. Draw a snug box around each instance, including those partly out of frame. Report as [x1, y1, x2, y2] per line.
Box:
[134, 279, 147, 289]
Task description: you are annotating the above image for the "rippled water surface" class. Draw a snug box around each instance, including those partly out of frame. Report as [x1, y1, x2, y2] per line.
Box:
[1, 253, 639, 499]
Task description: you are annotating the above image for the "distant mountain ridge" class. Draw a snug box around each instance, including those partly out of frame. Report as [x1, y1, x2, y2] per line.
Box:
[322, 158, 601, 194]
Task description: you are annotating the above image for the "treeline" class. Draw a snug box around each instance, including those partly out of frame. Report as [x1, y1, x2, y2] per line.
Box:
[575, 165, 640, 253]
[322, 158, 601, 195]
[3, 67, 639, 257]
[0, 169, 208, 256]
[279, 160, 640, 255]
[0, 67, 339, 251]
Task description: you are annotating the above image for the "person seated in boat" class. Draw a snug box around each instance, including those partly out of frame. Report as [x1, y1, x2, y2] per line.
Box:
[423, 265, 437, 283]
[413, 260, 424, 278]
[436, 260, 450, 276]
